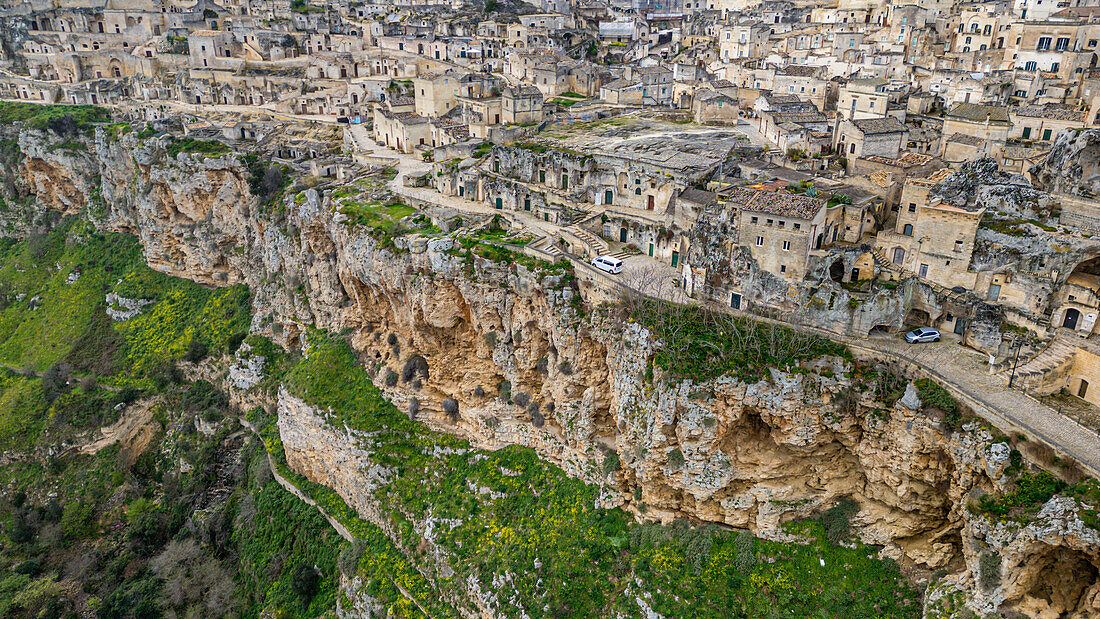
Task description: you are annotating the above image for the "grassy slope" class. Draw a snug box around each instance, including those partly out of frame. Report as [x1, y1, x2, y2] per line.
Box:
[280, 332, 922, 619]
[0, 227, 342, 619]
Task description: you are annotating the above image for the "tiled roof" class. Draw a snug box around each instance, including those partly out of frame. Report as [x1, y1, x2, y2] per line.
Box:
[946, 132, 984, 146]
[779, 65, 821, 78]
[946, 102, 1010, 123]
[679, 188, 718, 205]
[736, 188, 826, 220]
[1013, 104, 1086, 122]
[773, 110, 827, 125]
[852, 117, 906, 134]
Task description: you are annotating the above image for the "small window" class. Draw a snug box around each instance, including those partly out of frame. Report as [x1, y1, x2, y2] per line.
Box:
[782, 240, 790, 251]
[766, 219, 774, 225]
[793, 223, 800, 230]
[908, 203, 916, 212]
[780, 265, 787, 273]
[750, 216, 759, 224]
[755, 236, 764, 246]
[1043, 129, 1052, 141]
[903, 224, 913, 236]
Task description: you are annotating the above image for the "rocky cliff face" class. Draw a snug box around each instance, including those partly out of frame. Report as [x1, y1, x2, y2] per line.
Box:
[1032, 129, 1100, 199]
[7, 126, 1100, 618]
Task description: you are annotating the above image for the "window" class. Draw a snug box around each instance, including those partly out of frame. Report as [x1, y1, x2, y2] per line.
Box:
[908, 203, 916, 212]
[766, 219, 774, 225]
[780, 265, 787, 273]
[1043, 129, 1052, 141]
[793, 223, 800, 230]
[1024, 61, 1037, 71]
[1023, 127, 1032, 138]
[965, 36, 972, 44]
[955, 240, 963, 252]
[903, 224, 913, 236]
[755, 236, 764, 246]
[1056, 37, 1070, 51]
[782, 240, 790, 251]
[1091, 40, 1098, 48]
[1051, 62, 1060, 72]
[751, 216, 759, 224]
[1037, 37, 1051, 51]
[778, 220, 785, 229]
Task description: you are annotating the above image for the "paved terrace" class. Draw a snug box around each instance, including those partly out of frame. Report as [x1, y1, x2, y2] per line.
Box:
[365, 132, 1100, 480]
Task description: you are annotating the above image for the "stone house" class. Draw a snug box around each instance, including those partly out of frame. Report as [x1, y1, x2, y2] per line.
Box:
[834, 116, 908, 162]
[940, 102, 1011, 158]
[600, 79, 643, 105]
[501, 86, 544, 125]
[735, 188, 838, 281]
[875, 175, 983, 291]
[625, 65, 673, 106]
[693, 89, 739, 123]
[836, 77, 890, 120]
[718, 24, 770, 61]
[188, 30, 240, 69]
[373, 107, 431, 153]
[413, 70, 465, 118]
[1009, 104, 1088, 143]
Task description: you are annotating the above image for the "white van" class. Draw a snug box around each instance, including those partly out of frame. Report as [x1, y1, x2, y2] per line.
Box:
[590, 256, 623, 274]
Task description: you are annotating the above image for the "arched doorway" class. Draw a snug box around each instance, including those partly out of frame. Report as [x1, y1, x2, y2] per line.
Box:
[1064, 308, 1081, 330]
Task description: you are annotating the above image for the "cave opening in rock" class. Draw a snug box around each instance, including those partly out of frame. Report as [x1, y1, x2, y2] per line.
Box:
[1011, 545, 1100, 617]
[868, 324, 891, 336]
[906, 308, 932, 327]
[829, 259, 845, 283]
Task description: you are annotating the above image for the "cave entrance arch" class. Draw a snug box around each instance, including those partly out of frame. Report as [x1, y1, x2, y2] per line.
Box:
[868, 324, 890, 336]
[829, 260, 844, 282]
[1064, 308, 1081, 330]
[906, 308, 931, 326]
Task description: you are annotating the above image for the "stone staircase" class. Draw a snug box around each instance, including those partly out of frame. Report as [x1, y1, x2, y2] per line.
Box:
[565, 224, 609, 257]
[1009, 329, 1080, 388]
[530, 236, 564, 260]
[870, 247, 896, 270]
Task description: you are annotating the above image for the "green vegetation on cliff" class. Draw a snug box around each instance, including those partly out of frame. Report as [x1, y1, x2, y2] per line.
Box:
[281, 332, 921, 618]
[0, 102, 111, 133]
[165, 137, 231, 158]
[629, 299, 850, 382]
[0, 227, 343, 618]
[0, 222, 250, 379]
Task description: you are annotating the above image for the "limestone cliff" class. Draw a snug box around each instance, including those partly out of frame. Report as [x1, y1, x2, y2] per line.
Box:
[6, 126, 1100, 618]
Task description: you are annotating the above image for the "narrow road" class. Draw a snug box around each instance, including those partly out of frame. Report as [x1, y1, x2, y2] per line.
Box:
[574, 253, 1100, 479]
[361, 132, 1100, 479]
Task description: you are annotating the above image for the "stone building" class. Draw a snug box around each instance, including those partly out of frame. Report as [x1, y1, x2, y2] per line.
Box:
[875, 174, 983, 291]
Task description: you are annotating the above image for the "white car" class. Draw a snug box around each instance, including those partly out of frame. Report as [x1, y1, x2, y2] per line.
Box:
[904, 327, 941, 343]
[590, 256, 623, 274]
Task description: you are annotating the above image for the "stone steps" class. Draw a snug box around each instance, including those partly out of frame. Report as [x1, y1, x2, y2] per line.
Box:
[1012, 330, 1079, 381]
[566, 224, 609, 256]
